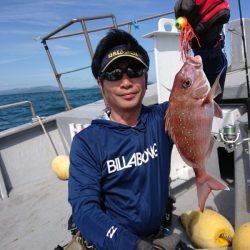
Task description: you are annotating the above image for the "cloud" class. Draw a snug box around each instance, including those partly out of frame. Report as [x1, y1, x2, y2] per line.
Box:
[0, 28, 42, 36]
[0, 1, 109, 27]
[49, 44, 79, 56]
[0, 39, 42, 55]
[0, 0, 163, 27]
[0, 57, 31, 65]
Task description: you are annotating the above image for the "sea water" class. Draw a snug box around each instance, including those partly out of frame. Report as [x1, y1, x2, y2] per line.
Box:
[0, 88, 102, 132]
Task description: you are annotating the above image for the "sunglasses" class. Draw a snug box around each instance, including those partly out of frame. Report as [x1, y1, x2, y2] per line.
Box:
[99, 66, 146, 81]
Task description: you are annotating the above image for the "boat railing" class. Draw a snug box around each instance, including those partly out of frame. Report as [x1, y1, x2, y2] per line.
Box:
[0, 100, 37, 121]
[39, 11, 174, 111]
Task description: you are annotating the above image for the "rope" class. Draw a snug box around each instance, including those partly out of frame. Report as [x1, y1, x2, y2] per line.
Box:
[36, 116, 59, 156]
[220, 233, 233, 243]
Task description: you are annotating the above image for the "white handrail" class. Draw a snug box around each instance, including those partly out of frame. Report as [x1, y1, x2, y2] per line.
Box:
[0, 101, 37, 119]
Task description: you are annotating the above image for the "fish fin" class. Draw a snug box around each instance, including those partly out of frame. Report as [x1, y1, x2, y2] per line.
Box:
[165, 108, 176, 138]
[196, 174, 228, 212]
[161, 83, 172, 92]
[214, 101, 223, 118]
[164, 110, 170, 134]
[205, 137, 215, 161]
[204, 66, 226, 103]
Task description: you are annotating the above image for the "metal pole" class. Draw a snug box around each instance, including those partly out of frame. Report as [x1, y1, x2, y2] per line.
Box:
[238, 0, 250, 129]
[42, 41, 72, 111]
[112, 15, 118, 29]
[0, 101, 37, 119]
[79, 15, 118, 59]
[41, 11, 173, 41]
[80, 20, 94, 59]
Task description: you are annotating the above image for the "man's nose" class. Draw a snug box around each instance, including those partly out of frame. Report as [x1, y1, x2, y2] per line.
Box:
[120, 73, 133, 88]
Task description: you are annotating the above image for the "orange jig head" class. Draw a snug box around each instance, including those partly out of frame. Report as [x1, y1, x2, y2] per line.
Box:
[175, 17, 200, 62]
[175, 17, 188, 30]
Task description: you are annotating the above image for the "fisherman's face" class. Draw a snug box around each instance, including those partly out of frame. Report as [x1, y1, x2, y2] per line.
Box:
[98, 58, 147, 114]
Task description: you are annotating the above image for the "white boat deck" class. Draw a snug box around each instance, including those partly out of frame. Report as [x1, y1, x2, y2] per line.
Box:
[0, 176, 71, 250]
[0, 171, 235, 250]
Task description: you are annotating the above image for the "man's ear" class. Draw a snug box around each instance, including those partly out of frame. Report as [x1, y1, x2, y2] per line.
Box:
[97, 79, 108, 106]
[97, 78, 103, 91]
[97, 78, 102, 86]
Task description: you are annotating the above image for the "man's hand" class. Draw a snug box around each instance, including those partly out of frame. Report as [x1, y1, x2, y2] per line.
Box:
[174, 0, 230, 48]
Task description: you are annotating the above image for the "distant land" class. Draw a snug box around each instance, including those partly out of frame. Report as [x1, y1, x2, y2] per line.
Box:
[0, 81, 155, 96]
[0, 85, 98, 96]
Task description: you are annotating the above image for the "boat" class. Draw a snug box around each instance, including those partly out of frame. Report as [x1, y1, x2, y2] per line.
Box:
[0, 10, 250, 250]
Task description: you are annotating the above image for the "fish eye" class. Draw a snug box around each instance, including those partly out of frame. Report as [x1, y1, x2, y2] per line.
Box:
[182, 78, 192, 89]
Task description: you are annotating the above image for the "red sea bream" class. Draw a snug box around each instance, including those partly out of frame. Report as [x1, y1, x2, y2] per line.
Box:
[165, 55, 228, 211]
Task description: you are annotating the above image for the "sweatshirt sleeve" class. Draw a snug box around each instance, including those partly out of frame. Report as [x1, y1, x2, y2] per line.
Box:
[68, 135, 139, 250]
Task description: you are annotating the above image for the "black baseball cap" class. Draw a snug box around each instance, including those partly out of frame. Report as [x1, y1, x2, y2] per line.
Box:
[91, 29, 150, 79]
[100, 44, 148, 73]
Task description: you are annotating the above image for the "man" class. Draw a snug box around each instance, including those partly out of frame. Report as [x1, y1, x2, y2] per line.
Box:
[68, 1, 230, 249]
[69, 29, 175, 250]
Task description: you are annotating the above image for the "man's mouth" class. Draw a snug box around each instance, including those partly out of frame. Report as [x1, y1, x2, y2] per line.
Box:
[120, 92, 137, 100]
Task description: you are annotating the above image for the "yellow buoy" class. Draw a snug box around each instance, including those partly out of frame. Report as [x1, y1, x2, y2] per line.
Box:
[51, 155, 70, 180]
[232, 222, 250, 250]
[180, 208, 234, 248]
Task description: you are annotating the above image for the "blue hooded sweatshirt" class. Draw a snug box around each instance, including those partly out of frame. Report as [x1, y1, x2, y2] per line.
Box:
[68, 102, 172, 250]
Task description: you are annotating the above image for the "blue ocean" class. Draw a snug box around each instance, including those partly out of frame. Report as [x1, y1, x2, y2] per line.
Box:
[0, 88, 102, 132]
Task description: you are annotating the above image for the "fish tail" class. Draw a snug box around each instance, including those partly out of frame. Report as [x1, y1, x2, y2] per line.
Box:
[196, 174, 229, 212]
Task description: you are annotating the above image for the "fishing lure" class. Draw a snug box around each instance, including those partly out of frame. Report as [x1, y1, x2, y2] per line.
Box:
[175, 17, 200, 61]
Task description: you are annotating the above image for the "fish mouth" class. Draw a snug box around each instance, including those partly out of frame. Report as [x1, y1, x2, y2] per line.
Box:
[186, 55, 202, 68]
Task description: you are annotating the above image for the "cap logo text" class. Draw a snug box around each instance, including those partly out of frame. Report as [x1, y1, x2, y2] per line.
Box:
[108, 50, 138, 58]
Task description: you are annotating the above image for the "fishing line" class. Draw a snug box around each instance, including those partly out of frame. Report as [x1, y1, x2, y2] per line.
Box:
[237, 0, 250, 130]
[237, 0, 250, 96]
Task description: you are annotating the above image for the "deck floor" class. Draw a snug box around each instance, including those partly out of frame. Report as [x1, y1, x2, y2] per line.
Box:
[0, 176, 71, 250]
[0, 174, 235, 250]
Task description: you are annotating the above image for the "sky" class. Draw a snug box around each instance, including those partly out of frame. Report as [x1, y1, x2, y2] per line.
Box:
[0, 0, 249, 91]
